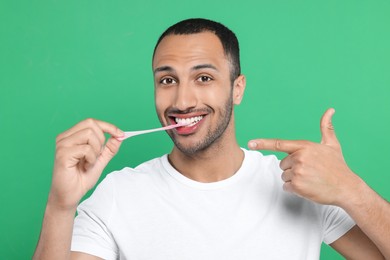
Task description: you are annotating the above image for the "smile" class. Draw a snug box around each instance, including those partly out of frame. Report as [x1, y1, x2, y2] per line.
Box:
[175, 116, 203, 127]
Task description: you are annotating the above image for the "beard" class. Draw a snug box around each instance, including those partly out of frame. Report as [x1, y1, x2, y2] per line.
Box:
[165, 94, 234, 155]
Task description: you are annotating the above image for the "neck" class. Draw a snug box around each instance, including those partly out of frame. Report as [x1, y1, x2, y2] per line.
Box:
[168, 121, 244, 183]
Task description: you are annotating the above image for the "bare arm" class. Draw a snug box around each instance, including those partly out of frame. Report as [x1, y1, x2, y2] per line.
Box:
[34, 205, 104, 260]
[33, 119, 123, 260]
[33, 204, 76, 260]
[331, 179, 390, 259]
[248, 108, 389, 259]
[330, 221, 386, 260]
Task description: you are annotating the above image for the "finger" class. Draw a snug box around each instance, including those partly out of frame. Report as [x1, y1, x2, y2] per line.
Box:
[280, 155, 294, 171]
[57, 144, 99, 171]
[66, 145, 104, 191]
[320, 108, 339, 146]
[57, 118, 123, 144]
[281, 169, 293, 182]
[57, 128, 104, 157]
[57, 119, 101, 143]
[94, 136, 123, 170]
[283, 181, 294, 193]
[78, 145, 99, 172]
[248, 139, 308, 154]
[95, 119, 124, 138]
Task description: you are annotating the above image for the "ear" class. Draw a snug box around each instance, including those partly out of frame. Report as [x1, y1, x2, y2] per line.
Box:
[233, 74, 246, 105]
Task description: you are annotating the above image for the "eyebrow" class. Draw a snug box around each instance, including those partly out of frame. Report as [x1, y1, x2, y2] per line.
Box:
[153, 66, 174, 75]
[153, 64, 218, 75]
[192, 64, 218, 72]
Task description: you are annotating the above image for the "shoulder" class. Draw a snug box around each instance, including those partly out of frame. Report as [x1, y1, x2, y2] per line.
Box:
[107, 156, 165, 180]
[101, 155, 168, 192]
[242, 148, 282, 175]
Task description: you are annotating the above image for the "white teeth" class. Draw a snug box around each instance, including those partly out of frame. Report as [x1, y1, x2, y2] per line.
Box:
[175, 116, 203, 126]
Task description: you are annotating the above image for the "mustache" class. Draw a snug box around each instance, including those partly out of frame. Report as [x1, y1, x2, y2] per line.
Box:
[166, 107, 212, 115]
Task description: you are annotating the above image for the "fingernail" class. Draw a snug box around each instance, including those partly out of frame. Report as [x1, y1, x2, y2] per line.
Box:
[249, 141, 257, 149]
[117, 129, 124, 137]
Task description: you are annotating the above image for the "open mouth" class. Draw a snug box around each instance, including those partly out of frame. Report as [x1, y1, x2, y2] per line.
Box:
[174, 116, 204, 127]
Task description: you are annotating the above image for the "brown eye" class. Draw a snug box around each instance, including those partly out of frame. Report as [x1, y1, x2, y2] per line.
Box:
[160, 77, 177, 85]
[197, 75, 212, 82]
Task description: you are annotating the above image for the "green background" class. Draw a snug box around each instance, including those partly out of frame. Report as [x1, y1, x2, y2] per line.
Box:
[1, 0, 389, 259]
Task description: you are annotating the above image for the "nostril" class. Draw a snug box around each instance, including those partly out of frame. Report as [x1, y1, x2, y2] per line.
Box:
[173, 90, 197, 111]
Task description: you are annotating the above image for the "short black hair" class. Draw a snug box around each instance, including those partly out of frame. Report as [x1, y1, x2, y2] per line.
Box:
[153, 18, 241, 83]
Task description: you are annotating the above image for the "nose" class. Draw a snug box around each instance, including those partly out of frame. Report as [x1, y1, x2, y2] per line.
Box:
[173, 82, 197, 111]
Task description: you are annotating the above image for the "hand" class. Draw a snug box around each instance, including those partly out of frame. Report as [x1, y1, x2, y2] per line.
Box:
[49, 119, 124, 211]
[248, 108, 362, 206]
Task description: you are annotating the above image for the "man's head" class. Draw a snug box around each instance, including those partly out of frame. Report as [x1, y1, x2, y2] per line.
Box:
[153, 18, 241, 84]
[152, 18, 246, 155]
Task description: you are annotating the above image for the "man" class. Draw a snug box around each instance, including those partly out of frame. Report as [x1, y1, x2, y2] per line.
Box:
[34, 18, 389, 259]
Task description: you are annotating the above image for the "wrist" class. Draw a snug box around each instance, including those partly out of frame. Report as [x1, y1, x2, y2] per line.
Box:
[336, 175, 372, 212]
[46, 194, 79, 214]
[44, 203, 77, 225]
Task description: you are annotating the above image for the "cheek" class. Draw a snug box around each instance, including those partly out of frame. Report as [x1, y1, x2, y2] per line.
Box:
[197, 85, 231, 106]
[155, 89, 171, 112]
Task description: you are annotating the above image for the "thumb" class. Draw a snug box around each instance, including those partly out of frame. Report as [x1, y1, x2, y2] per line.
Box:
[320, 108, 339, 146]
[80, 137, 122, 193]
[95, 136, 123, 171]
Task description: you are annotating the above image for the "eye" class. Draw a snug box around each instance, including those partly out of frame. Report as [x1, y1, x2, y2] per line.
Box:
[160, 77, 177, 85]
[197, 75, 213, 83]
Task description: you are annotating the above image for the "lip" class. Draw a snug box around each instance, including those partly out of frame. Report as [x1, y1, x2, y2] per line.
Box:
[168, 113, 207, 135]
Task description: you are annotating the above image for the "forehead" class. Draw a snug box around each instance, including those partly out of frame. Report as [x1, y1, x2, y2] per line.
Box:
[153, 32, 228, 69]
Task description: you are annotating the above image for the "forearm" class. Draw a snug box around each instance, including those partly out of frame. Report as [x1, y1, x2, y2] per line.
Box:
[340, 179, 390, 258]
[33, 203, 77, 260]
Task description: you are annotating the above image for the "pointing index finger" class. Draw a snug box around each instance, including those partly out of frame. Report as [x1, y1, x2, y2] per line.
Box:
[248, 139, 307, 154]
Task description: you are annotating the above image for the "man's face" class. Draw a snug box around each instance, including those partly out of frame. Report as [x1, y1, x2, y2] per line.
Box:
[153, 32, 242, 154]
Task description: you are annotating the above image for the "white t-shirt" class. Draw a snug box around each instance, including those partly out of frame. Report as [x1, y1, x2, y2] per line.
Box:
[71, 149, 355, 260]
